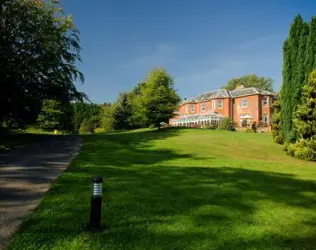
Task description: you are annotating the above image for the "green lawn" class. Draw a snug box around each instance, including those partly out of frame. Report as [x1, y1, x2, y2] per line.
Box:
[8, 128, 316, 250]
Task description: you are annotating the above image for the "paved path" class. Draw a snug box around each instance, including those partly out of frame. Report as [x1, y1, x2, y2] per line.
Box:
[0, 135, 82, 249]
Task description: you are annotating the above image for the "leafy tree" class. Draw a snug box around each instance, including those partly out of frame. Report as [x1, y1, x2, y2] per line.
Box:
[222, 74, 274, 91]
[0, 0, 85, 127]
[100, 103, 115, 132]
[135, 68, 180, 128]
[113, 93, 132, 130]
[280, 15, 309, 142]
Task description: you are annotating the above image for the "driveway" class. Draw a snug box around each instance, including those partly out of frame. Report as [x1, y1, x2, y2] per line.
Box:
[0, 135, 82, 249]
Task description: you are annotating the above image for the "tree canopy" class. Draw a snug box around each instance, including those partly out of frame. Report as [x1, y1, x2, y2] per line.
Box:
[0, 0, 85, 127]
[222, 74, 274, 92]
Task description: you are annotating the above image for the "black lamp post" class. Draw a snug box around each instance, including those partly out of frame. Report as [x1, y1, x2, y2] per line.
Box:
[86, 176, 104, 232]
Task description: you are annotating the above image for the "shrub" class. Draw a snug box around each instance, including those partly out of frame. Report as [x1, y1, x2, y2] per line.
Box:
[251, 121, 257, 133]
[94, 128, 105, 134]
[285, 137, 316, 161]
[218, 118, 235, 131]
[79, 119, 95, 134]
[149, 124, 156, 129]
[245, 128, 254, 133]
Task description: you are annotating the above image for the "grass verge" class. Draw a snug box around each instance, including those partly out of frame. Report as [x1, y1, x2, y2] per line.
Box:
[7, 128, 316, 250]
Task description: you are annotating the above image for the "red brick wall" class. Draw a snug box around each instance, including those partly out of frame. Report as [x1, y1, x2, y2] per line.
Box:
[260, 95, 273, 125]
[233, 95, 260, 126]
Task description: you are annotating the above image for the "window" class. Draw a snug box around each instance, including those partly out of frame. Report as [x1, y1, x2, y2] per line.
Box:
[263, 114, 269, 126]
[201, 103, 206, 112]
[211, 100, 216, 110]
[263, 96, 268, 106]
[242, 98, 248, 108]
[191, 103, 195, 112]
[218, 100, 223, 109]
[185, 104, 188, 113]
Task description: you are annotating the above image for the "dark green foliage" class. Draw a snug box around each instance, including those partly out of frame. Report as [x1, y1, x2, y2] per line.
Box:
[72, 102, 101, 133]
[0, 0, 85, 127]
[280, 15, 310, 142]
[218, 118, 235, 131]
[113, 93, 132, 130]
[222, 74, 274, 91]
[251, 122, 257, 133]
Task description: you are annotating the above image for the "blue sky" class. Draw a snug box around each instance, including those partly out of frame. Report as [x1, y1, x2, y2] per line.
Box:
[63, 0, 316, 103]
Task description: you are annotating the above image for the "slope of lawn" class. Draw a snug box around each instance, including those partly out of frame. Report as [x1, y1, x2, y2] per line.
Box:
[8, 128, 316, 250]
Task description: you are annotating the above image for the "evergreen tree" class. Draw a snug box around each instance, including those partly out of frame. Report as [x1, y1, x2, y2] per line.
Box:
[304, 17, 316, 84]
[294, 70, 316, 140]
[280, 15, 309, 142]
[285, 70, 316, 161]
[271, 93, 283, 144]
[113, 93, 132, 130]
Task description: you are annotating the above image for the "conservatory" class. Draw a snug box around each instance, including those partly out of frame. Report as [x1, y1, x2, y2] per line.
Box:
[170, 111, 225, 128]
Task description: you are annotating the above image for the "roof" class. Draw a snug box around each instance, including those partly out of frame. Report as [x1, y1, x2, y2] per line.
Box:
[179, 87, 275, 105]
[179, 89, 230, 105]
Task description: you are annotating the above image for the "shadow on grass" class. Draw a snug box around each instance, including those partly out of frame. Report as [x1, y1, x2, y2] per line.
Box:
[8, 129, 316, 250]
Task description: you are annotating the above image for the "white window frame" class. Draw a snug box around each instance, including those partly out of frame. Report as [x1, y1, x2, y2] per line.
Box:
[218, 100, 223, 109]
[201, 103, 206, 112]
[185, 104, 188, 113]
[191, 103, 195, 112]
[211, 100, 216, 110]
[242, 98, 248, 108]
[263, 96, 268, 106]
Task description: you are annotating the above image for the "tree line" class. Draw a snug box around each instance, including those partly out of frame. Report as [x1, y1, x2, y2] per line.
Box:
[32, 68, 180, 133]
[272, 15, 316, 161]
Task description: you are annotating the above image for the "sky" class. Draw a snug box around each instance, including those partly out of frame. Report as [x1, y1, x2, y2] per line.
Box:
[62, 0, 316, 103]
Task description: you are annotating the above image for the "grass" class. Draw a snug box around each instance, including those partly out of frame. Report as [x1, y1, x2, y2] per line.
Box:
[8, 128, 316, 250]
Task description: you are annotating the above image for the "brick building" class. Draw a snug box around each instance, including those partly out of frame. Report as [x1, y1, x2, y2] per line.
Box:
[169, 85, 277, 130]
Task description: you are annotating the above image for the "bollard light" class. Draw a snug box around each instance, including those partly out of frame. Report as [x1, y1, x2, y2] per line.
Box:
[86, 176, 104, 232]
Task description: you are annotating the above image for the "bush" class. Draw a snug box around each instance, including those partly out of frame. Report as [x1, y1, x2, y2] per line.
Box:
[149, 124, 156, 129]
[285, 137, 316, 161]
[245, 128, 254, 133]
[94, 128, 105, 134]
[218, 118, 235, 131]
[79, 119, 95, 134]
[274, 135, 284, 144]
[251, 121, 257, 133]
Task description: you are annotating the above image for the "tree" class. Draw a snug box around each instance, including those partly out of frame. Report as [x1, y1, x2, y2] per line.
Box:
[280, 15, 309, 143]
[36, 99, 71, 130]
[100, 103, 115, 132]
[72, 102, 101, 133]
[0, 0, 85, 127]
[285, 70, 316, 161]
[271, 93, 283, 144]
[222, 74, 274, 91]
[136, 68, 180, 128]
[113, 93, 132, 130]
